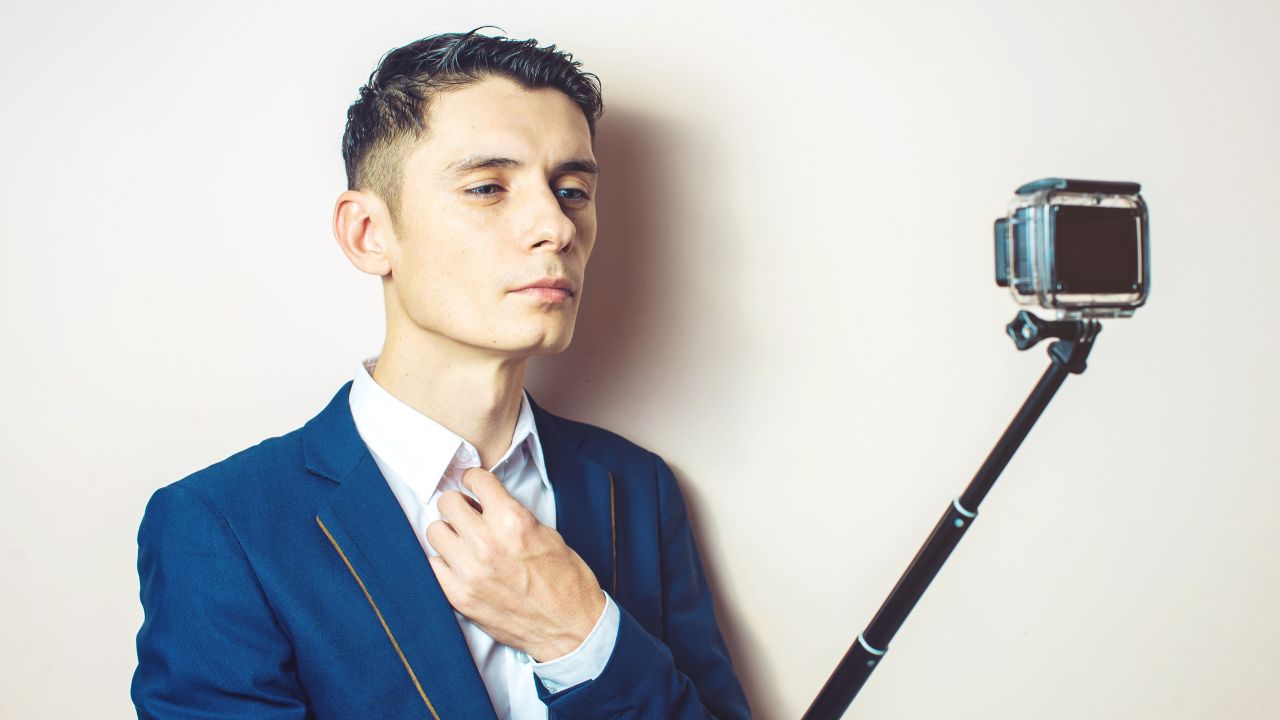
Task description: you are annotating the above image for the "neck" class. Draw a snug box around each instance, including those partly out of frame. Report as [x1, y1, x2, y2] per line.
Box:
[371, 330, 528, 470]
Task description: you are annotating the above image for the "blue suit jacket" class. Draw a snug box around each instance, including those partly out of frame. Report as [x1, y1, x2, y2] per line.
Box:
[132, 381, 751, 719]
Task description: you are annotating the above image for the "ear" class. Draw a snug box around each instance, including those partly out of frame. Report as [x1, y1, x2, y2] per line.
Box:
[333, 189, 395, 277]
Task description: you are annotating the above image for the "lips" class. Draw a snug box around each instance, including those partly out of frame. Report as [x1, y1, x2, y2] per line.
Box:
[514, 286, 573, 302]
[511, 277, 575, 303]
[512, 277, 575, 294]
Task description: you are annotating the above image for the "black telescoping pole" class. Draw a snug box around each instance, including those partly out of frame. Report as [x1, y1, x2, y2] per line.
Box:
[801, 315, 1098, 720]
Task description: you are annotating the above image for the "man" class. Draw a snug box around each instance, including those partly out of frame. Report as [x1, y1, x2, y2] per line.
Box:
[131, 29, 751, 720]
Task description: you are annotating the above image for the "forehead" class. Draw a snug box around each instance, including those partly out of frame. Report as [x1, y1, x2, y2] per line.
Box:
[408, 75, 594, 177]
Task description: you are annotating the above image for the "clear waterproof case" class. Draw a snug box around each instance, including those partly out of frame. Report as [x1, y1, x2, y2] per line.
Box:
[994, 178, 1149, 319]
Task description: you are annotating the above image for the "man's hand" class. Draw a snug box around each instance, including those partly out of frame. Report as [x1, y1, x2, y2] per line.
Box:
[426, 467, 606, 662]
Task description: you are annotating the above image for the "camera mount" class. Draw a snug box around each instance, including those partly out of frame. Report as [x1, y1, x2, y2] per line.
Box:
[801, 311, 1101, 720]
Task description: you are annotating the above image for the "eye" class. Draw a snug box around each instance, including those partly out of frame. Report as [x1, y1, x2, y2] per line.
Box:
[465, 183, 504, 196]
[556, 187, 591, 203]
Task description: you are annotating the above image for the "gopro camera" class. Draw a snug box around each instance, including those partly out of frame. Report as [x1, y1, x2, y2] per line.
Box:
[994, 178, 1149, 319]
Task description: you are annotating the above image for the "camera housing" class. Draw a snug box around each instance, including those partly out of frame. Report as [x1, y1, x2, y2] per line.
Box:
[994, 178, 1149, 319]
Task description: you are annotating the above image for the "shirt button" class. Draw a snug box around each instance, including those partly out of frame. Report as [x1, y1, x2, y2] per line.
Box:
[455, 445, 476, 463]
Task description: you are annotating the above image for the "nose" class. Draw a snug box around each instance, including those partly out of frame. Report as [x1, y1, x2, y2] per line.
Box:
[522, 186, 576, 254]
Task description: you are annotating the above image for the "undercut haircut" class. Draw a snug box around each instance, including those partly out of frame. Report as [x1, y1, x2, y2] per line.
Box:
[341, 28, 604, 230]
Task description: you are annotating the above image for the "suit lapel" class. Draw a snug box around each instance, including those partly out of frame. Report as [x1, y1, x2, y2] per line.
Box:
[529, 395, 618, 598]
[305, 382, 498, 720]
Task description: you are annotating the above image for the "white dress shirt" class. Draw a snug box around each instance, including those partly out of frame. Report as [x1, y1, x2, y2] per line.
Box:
[347, 356, 620, 719]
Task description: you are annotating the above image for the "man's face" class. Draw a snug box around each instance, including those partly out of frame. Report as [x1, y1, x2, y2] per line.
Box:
[383, 75, 598, 360]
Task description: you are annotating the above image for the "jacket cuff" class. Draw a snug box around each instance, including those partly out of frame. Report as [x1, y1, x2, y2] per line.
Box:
[537, 602, 676, 716]
[530, 590, 619, 692]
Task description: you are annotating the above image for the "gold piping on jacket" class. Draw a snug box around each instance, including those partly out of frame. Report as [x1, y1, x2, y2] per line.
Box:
[316, 516, 441, 720]
[608, 471, 617, 596]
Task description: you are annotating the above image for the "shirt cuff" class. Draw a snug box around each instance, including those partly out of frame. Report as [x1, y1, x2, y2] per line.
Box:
[530, 590, 620, 693]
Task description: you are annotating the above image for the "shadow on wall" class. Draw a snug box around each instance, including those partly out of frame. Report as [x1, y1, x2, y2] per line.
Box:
[527, 107, 775, 716]
[676, 461, 775, 717]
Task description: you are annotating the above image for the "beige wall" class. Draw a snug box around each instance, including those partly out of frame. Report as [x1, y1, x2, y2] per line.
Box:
[3, 1, 1278, 717]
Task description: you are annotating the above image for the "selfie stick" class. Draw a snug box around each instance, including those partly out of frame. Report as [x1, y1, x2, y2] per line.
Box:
[801, 310, 1100, 720]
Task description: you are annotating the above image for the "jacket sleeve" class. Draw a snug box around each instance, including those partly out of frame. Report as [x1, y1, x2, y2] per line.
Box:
[539, 454, 752, 719]
[131, 483, 309, 719]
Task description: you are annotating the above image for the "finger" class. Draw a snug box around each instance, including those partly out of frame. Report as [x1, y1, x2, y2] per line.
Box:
[461, 467, 519, 510]
[437, 490, 484, 535]
[462, 493, 484, 514]
[425, 518, 462, 557]
[427, 554, 456, 590]
[427, 555, 474, 616]
[427, 553, 449, 570]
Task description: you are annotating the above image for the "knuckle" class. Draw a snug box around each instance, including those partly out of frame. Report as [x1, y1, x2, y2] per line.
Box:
[514, 510, 538, 533]
[427, 519, 460, 546]
[501, 507, 537, 536]
[474, 538, 499, 561]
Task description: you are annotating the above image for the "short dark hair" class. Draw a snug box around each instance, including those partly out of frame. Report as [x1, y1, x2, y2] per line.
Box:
[341, 28, 604, 228]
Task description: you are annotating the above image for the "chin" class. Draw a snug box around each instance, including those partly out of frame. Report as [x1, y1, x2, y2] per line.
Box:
[530, 333, 574, 356]
[521, 325, 575, 356]
[472, 325, 568, 358]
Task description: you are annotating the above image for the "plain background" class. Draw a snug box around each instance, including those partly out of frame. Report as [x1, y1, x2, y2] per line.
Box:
[2, 1, 1277, 717]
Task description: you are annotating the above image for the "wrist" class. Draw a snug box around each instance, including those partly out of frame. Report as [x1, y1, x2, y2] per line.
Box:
[530, 588, 607, 662]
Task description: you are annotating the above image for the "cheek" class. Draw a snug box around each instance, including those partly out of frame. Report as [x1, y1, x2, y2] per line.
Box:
[413, 248, 482, 305]
[398, 213, 477, 284]
[412, 244, 506, 326]
[575, 215, 598, 256]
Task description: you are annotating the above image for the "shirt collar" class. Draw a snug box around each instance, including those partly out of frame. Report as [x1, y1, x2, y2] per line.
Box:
[348, 355, 551, 502]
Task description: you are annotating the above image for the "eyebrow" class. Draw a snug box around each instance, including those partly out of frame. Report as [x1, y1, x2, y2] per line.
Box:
[443, 155, 600, 177]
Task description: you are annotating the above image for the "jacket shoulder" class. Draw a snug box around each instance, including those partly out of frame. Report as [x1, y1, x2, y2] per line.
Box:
[149, 422, 330, 538]
[541, 411, 668, 477]
[173, 428, 306, 496]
